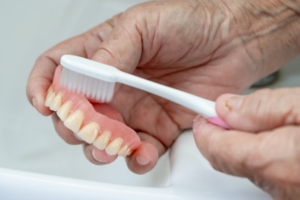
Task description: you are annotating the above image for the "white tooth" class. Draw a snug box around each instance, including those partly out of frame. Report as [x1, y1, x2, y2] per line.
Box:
[45, 90, 55, 107]
[47, 85, 53, 94]
[64, 110, 84, 133]
[125, 148, 132, 156]
[77, 122, 100, 144]
[50, 93, 62, 111]
[105, 138, 123, 156]
[57, 101, 72, 121]
[93, 130, 111, 150]
[118, 145, 129, 157]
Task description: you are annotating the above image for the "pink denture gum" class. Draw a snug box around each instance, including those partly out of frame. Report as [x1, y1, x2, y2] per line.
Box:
[44, 66, 142, 157]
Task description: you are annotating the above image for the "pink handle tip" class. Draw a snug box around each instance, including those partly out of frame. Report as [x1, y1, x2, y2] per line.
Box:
[206, 116, 230, 129]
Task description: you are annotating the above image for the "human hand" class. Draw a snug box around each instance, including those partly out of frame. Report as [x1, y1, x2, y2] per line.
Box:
[26, 0, 300, 174]
[194, 88, 300, 200]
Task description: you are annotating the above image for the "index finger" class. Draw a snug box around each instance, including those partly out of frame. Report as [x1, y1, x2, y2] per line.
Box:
[25, 14, 121, 115]
[26, 35, 92, 115]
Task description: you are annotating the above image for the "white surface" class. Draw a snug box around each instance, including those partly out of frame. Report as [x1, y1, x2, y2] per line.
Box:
[0, 0, 299, 199]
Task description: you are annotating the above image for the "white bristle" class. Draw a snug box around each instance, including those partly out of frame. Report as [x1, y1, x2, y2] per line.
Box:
[96, 81, 103, 101]
[76, 73, 83, 94]
[60, 67, 115, 103]
[86, 77, 93, 98]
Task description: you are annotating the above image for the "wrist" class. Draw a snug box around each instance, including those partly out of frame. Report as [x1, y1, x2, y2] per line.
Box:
[227, 0, 300, 80]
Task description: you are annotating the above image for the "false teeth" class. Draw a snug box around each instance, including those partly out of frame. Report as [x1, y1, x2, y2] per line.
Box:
[57, 101, 72, 121]
[93, 130, 111, 150]
[77, 122, 100, 144]
[50, 93, 62, 111]
[64, 110, 84, 133]
[118, 145, 129, 157]
[105, 138, 123, 155]
[47, 85, 53, 94]
[125, 148, 132, 156]
[45, 90, 55, 107]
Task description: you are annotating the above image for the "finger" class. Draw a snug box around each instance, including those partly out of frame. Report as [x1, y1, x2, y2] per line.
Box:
[193, 116, 258, 177]
[26, 36, 88, 116]
[27, 56, 56, 116]
[52, 113, 84, 145]
[215, 88, 300, 132]
[26, 18, 117, 116]
[91, 10, 143, 73]
[126, 142, 158, 174]
[194, 116, 300, 198]
[83, 131, 164, 174]
[83, 144, 118, 165]
[126, 132, 166, 174]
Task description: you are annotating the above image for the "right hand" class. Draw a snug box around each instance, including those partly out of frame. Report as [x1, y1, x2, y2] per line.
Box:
[194, 88, 300, 200]
[26, 0, 300, 174]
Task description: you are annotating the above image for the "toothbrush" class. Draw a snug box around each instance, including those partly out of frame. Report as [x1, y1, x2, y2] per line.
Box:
[60, 55, 230, 129]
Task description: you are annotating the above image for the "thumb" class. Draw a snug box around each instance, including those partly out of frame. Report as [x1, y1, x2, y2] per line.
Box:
[216, 88, 300, 132]
[91, 14, 142, 73]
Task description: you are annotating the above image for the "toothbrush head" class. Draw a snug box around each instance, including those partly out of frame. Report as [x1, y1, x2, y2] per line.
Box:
[59, 55, 118, 102]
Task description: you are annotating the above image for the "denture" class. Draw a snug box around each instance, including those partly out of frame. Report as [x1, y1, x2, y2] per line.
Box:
[44, 66, 140, 157]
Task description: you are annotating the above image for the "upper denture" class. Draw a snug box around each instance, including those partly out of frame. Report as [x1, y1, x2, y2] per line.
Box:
[93, 130, 111, 150]
[50, 93, 62, 111]
[57, 101, 72, 121]
[105, 138, 123, 156]
[64, 110, 85, 133]
[44, 66, 141, 157]
[45, 90, 55, 107]
[77, 122, 100, 144]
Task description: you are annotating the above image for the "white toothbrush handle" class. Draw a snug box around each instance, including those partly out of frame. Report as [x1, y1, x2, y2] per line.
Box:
[116, 72, 230, 129]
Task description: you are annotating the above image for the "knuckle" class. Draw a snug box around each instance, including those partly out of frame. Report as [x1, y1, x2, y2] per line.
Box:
[243, 88, 274, 118]
[249, 88, 273, 104]
[125, 1, 157, 15]
[35, 54, 51, 68]
[34, 55, 44, 65]
[123, 2, 160, 25]
[246, 88, 300, 126]
[123, 4, 144, 20]
[258, 88, 273, 97]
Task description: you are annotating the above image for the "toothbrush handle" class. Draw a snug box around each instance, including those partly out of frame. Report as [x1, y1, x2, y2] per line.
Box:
[116, 72, 230, 129]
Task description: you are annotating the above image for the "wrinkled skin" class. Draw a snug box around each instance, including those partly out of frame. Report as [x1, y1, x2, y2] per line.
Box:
[194, 88, 300, 200]
[26, 0, 300, 196]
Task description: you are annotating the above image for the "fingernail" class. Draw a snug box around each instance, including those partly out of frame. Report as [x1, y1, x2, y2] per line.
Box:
[92, 149, 107, 163]
[32, 95, 44, 112]
[193, 115, 207, 133]
[136, 156, 150, 166]
[225, 95, 244, 111]
[32, 97, 37, 109]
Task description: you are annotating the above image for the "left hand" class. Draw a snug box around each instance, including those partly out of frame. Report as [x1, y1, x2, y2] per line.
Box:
[193, 88, 300, 200]
[27, 0, 258, 174]
[27, 0, 300, 174]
